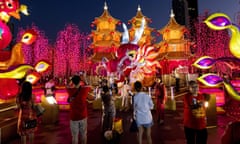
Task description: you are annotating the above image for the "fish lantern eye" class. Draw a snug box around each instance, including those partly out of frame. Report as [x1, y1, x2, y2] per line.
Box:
[129, 53, 134, 58]
[6, 2, 13, 9]
[21, 32, 36, 45]
[127, 50, 136, 60]
[20, 29, 37, 45]
[24, 35, 29, 39]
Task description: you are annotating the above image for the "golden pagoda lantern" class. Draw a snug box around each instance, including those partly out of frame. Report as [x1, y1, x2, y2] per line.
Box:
[90, 2, 121, 62]
[156, 9, 191, 60]
[155, 10, 193, 88]
[128, 5, 155, 47]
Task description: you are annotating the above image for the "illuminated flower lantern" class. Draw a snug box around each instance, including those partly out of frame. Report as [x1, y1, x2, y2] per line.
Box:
[124, 5, 158, 86]
[155, 10, 192, 86]
[128, 5, 155, 47]
[90, 2, 121, 63]
[90, 3, 161, 86]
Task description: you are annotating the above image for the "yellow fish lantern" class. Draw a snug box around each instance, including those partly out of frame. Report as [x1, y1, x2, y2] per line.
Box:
[0, 29, 37, 70]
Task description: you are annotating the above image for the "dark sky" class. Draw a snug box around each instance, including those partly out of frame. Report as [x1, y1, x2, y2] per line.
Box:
[12, 0, 240, 42]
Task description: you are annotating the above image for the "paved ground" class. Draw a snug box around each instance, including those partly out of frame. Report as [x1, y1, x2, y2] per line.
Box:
[8, 100, 234, 144]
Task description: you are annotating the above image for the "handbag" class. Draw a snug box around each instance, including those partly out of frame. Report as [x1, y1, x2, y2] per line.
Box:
[129, 118, 138, 132]
[23, 119, 37, 129]
[129, 95, 138, 132]
[34, 104, 45, 117]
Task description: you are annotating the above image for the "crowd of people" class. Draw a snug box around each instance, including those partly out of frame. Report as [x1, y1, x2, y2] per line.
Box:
[15, 73, 240, 144]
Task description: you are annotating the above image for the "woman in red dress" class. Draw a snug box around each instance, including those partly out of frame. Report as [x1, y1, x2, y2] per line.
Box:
[154, 77, 167, 124]
[17, 81, 37, 144]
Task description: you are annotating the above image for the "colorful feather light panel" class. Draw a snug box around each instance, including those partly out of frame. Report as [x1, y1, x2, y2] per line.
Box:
[204, 13, 240, 59]
[194, 12, 240, 101]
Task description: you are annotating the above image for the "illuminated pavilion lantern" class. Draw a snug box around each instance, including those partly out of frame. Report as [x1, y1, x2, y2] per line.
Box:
[90, 2, 121, 62]
[128, 5, 155, 46]
[156, 10, 192, 86]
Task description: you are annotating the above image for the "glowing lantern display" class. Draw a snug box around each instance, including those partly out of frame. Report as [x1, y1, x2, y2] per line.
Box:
[194, 12, 240, 102]
[198, 73, 223, 87]
[26, 72, 40, 84]
[204, 13, 240, 58]
[0, 20, 12, 50]
[0, 0, 33, 101]
[0, 79, 19, 100]
[21, 29, 37, 45]
[192, 56, 215, 69]
[34, 61, 50, 72]
[90, 2, 121, 62]
[128, 5, 154, 47]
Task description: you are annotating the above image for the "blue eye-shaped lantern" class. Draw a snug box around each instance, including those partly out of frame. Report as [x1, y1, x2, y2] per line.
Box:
[204, 13, 232, 30]
[192, 56, 215, 69]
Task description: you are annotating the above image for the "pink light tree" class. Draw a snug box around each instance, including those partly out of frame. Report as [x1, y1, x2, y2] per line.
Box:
[78, 32, 92, 72]
[54, 23, 84, 78]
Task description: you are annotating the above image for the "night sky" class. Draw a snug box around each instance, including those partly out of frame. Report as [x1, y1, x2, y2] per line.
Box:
[12, 0, 240, 42]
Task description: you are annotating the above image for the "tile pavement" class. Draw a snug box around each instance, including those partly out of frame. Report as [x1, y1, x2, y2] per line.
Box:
[8, 101, 234, 144]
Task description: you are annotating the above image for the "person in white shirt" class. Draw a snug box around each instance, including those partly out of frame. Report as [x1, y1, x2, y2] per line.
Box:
[133, 81, 154, 144]
[45, 79, 55, 97]
[120, 77, 131, 111]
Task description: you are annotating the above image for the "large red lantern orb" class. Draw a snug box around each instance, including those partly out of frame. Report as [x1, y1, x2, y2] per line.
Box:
[0, 20, 12, 50]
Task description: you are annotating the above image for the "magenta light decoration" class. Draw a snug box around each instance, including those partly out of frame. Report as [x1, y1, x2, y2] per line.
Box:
[192, 56, 215, 69]
[211, 16, 231, 27]
[204, 14, 231, 30]
[198, 73, 223, 87]
[54, 30, 68, 77]
[54, 24, 83, 78]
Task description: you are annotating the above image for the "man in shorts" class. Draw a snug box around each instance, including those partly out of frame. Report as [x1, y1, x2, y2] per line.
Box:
[67, 75, 91, 144]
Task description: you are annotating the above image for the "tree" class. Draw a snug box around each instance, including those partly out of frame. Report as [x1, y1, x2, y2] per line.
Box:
[54, 23, 81, 78]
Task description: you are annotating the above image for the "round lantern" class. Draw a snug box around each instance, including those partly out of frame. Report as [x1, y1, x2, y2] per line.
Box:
[0, 21, 12, 50]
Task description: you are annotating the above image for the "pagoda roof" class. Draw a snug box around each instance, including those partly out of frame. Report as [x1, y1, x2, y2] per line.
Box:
[128, 5, 152, 27]
[158, 10, 186, 34]
[93, 2, 120, 25]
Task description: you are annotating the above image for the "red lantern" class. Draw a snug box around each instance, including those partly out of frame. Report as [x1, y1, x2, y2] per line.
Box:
[0, 21, 12, 50]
